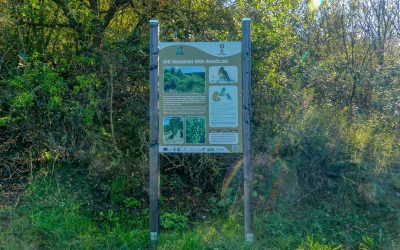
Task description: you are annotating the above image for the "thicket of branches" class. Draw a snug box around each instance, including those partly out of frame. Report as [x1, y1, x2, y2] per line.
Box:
[0, 0, 399, 219]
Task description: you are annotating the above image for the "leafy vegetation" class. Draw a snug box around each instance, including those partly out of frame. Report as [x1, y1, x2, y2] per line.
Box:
[164, 67, 205, 93]
[163, 116, 184, 144]
[1, 0, 400, 249]
[185, 117, 206, 144]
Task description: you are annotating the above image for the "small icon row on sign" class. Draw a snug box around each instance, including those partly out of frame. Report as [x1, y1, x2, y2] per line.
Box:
[161, 147, 214, 152]
[160, 146, 230, 153]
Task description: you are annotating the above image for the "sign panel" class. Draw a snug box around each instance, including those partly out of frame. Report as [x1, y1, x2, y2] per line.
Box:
[159, 42, 243, 153]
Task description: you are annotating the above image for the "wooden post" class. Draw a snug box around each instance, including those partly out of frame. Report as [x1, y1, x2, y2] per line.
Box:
[242, 18, 253, 242]
[149, 19, 160, 242]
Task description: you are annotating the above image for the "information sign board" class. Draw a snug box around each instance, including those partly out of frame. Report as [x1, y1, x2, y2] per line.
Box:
[158, 42, 243, 153]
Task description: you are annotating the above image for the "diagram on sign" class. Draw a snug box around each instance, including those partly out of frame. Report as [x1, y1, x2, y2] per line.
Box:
[209, 86, 238, 128]
[212, 87, 232, 102]
[209, 66, 238, 83]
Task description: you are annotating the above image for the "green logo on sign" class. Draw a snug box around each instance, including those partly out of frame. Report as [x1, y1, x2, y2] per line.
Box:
[176, 46, 184, 55]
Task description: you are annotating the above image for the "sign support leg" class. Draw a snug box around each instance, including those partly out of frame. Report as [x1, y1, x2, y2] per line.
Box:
[149, 19, 160, 242]
[242, 18, 253, 243]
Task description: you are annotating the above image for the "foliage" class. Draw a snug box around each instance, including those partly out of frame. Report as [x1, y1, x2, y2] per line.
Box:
[161, 212, 189, 231]
[185, 117, 206, 144]
[1, 0, 400, 248]
[296, 237, 341, 250]
[164, 67, 205, 93]
[1, 164, 399, 249]
[0, 165, 150, 249]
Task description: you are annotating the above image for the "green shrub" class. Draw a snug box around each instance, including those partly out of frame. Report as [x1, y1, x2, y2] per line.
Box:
[161, 212, 189, 231]
[297, 236, 341, 250]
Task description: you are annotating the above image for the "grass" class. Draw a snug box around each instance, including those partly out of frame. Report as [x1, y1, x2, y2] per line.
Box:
[0, 164, 399, 249]
[0, 166, 150, 249]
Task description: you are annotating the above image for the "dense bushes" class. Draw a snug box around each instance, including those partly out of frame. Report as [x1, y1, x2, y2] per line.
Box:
[1, 60, 99, 176]
[1, 0, 400, 248]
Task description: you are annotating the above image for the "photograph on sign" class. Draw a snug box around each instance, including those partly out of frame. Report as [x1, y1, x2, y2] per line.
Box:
[164, 66, 205, 93]
[209, 66, 238, 83]
[185, 116, 206, 144]
[163, 116, 184, 144]
[158, 42, 243, 153]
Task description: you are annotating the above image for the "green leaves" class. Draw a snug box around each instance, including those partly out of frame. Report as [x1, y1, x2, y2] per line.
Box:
[185, 117, 206, 144]
[11, 91, 34, 112]
[74, 73, 99, 95]
[6, 63, 66, 116]
[0, 116, 11, 126]
[161, 212, 189, 231]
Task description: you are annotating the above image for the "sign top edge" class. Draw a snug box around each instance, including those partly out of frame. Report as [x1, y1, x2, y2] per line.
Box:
[159, 41, 241, 44]
[159, 42, 242, 57]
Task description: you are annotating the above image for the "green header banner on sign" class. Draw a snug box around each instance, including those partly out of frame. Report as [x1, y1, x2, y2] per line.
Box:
[158, 42, 243, 153]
